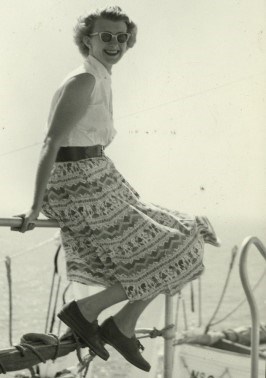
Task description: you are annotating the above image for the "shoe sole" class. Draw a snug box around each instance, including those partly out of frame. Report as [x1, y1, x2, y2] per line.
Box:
[101, 334, 150, 372]
[58, 309, 109, 361]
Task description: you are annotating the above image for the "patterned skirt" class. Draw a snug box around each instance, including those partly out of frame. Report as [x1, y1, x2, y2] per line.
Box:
[42, 154, 220, 301]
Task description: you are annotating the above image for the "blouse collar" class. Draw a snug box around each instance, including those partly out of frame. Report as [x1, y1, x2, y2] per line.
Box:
[84, 55, 111, 77]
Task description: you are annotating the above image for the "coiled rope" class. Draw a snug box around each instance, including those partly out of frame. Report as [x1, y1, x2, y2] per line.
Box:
[0, 332, 94, 376]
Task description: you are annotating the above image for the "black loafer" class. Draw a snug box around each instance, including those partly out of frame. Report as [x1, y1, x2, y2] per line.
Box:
[57, 301, 109, 361]
[100, 317, 151, 372]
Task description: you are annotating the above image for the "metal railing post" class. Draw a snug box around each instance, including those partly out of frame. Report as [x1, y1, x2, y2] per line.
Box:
[164, 295, 175, 378]
[239, 236, 266, 378]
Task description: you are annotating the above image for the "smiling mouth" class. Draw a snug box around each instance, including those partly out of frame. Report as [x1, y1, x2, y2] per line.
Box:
[104, 50, 120, 56]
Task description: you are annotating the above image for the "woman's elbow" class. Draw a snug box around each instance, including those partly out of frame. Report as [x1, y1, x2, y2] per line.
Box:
[43, 135, 62, 154]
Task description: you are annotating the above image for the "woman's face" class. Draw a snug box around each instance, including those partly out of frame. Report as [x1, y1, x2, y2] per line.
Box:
[87, 17, 128, 72]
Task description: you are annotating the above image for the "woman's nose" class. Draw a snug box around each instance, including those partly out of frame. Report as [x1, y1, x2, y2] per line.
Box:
[108, 36, 119, 46]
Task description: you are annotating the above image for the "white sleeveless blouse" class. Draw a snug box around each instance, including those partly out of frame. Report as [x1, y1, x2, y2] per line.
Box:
[47, 55, 116, 147]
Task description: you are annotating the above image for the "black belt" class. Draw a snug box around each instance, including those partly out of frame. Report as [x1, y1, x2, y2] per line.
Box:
[56, 145, 105, 162]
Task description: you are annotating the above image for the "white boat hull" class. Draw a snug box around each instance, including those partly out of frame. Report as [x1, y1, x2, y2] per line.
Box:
[173, 344, 265, 378]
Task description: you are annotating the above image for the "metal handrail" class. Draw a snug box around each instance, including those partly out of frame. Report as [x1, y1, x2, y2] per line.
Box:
[239, 236, 266, 378]
[0, 217, 59, 228]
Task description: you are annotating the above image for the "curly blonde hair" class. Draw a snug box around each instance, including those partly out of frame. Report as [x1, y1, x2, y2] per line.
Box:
[73, 6, 137, 57]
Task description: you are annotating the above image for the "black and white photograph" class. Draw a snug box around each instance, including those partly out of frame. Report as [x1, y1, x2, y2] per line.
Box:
[0, 1, 265, 377]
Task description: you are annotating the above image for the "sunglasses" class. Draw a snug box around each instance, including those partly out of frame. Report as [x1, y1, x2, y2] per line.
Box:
[89, 32, 131, 44]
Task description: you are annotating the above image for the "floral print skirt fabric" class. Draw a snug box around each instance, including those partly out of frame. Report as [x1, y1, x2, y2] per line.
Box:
[42, 155, 220, 301]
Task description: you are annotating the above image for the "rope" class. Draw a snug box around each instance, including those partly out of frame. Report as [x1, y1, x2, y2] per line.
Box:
[115, 70, 266, 121]
[5, 256, 13, 346]
[180, 354, 233, 378]
[220, 368, 233, 378]
[53, 245, 61, 275]
[62, 282, 72, 306]
[174, 292, 182, 332]
[78, 354, 95, 378]
[190, 282, 195, 312]
[11, 332, 92, 373]
[57, 282, 72, 337]
[15, 344, 26, 356]
[82, 361, 91, 378]
[57, 331, 95, 377]
[0, 361, 7, 374]
[45, 245, 61, 334]
[182, 295, 188, 331]
[180, 356, 190, 375]
[0, 237, 55, 263]
[72, 332, 85, 364]
[174, 292, 188, 332]
[136, 324, 175, 340]
[28, 366, 38, 378]
[210, 268, 266, 327]
[260, 324, 266, 337]
[48, 333, 61, 360]
[205, 246, 238, 333]
[0, 142, 41, 158]
[14, 343, 46, 363]
[198, 277, 202, 327]
[45, 271, 56, 334]
[49, 276, 61, 333]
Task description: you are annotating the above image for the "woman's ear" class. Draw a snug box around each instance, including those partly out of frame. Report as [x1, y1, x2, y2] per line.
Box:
[127, 25, 137, 49]
[83, 36, 91, 48]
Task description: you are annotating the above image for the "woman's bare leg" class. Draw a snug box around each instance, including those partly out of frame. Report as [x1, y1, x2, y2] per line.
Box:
[76, 283, 127, 322]
[113, 297, 154, 337]
[76, 284, 156, 338]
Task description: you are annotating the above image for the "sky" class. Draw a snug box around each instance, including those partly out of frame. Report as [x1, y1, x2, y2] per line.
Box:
[0, 0, 265, 233]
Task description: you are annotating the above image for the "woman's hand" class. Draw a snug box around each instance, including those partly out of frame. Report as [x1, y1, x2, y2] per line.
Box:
[11, 208, 40, 233]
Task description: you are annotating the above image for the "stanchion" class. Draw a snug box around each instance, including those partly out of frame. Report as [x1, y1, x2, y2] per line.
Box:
[164, 295, 175, 378]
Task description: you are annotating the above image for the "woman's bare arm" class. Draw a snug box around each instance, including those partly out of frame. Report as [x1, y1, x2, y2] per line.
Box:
[15, 73, 95, 232]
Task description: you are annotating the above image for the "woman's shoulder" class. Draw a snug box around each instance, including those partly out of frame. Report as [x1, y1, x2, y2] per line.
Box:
[62, 73, 95, 98]
[49, 70, 95, 114]
[60, 65, 95, 87]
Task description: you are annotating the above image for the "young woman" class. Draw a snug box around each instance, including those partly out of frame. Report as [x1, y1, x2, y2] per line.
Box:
[17, 6, 220, 372]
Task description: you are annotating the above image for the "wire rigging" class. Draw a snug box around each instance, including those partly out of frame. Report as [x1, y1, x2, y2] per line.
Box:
[0, 142, 41, 158]
[0, 70, 265, 159]
[0, 237, 56, 263]
[116, 70, 266, 121]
